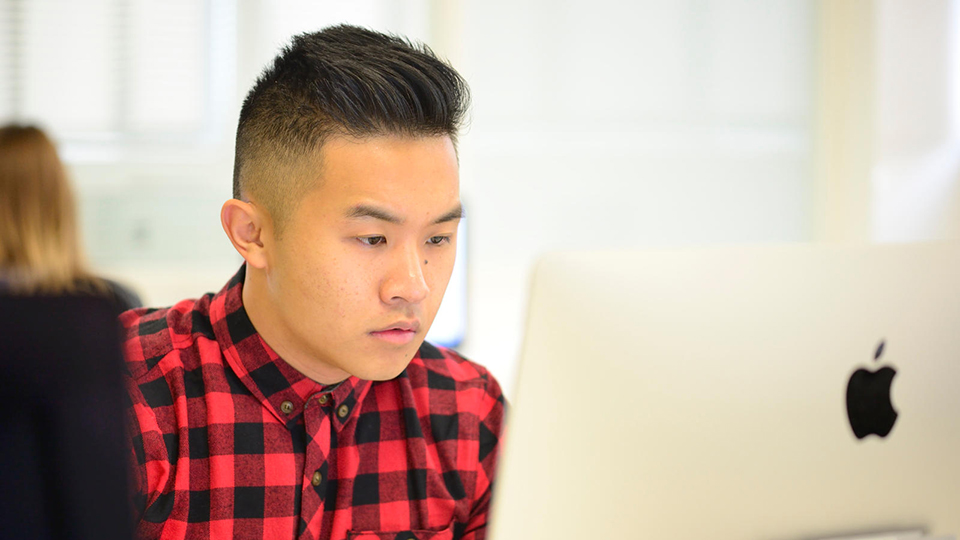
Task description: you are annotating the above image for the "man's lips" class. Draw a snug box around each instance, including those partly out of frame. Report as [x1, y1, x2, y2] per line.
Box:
[370, 321, 420, 344]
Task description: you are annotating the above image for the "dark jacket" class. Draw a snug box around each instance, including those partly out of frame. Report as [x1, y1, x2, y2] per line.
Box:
[0, 292, 135, 540]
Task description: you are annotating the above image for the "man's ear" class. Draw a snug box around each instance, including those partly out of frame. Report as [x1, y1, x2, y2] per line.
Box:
[221, 199, 271, 270]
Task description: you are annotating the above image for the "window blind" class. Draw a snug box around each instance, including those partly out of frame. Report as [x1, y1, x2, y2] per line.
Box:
[0, 0, 211, 140]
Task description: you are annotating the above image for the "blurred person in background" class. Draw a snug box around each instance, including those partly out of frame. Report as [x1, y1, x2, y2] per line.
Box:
[0, 124, 142, 310]
[0, 123, 135, 538]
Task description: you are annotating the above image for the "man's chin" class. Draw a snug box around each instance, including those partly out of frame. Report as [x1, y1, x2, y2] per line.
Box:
[360, 362, 412, 382]
[354, 343, 421, 381]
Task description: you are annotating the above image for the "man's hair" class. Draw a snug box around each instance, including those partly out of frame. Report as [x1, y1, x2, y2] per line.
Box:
[233, 24, 470, 234]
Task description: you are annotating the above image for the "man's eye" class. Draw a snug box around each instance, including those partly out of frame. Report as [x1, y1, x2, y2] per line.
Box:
[428, 236, 450, 245]
[359, 236, 386, 246]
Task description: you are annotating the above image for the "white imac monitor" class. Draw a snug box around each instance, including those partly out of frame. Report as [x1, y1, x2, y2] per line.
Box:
[489, 243, 960, 540]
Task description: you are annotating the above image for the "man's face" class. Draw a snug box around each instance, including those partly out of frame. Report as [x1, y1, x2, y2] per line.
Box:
[260, 135, 461, 383]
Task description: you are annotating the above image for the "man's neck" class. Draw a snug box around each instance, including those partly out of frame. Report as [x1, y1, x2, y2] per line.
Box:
[240, 267, 351, 385]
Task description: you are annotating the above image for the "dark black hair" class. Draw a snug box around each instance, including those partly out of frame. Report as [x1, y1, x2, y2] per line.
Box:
[232, 25, 469, 228]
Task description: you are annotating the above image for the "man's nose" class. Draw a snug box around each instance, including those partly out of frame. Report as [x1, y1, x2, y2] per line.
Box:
[381, 244, 429, 305]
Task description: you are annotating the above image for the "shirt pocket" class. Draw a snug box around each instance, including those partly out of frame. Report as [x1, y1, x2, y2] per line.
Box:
[346, 523, 455, 540]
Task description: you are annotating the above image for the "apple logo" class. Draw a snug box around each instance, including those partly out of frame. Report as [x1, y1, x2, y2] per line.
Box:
[846, 340, 898, 440]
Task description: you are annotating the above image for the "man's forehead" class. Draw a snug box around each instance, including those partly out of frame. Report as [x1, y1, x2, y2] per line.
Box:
[314, 134, 458, 185]
[289, 133, 457, 180]
[281, 132, 460, 225]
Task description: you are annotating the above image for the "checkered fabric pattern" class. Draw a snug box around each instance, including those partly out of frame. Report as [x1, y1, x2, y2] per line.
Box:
[122, 266, 505, 540]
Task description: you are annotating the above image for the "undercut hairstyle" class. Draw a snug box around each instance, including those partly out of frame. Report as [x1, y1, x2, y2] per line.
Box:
[233, 24, 470, 235]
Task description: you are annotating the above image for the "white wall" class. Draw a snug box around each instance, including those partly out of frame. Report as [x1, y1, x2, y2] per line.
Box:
[872, 0, 960, 243]
[453, 0, 815, 391]
[810, 0, 960, 248]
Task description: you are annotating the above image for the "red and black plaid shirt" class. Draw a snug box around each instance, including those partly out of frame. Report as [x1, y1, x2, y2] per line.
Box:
[122, 267, 505, 540]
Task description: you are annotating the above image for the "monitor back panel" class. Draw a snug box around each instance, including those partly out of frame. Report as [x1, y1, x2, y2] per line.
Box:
[489, 243, 960, 540]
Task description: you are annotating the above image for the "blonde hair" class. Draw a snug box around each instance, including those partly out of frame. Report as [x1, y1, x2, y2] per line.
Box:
[0, 124, 103, 294]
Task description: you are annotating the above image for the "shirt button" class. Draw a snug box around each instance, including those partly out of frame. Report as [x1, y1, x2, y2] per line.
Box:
[311, 470, 323, 486]
[318, 394, 330, 405]
[280, 400, 294, 414]
[337, 404, 349, 418]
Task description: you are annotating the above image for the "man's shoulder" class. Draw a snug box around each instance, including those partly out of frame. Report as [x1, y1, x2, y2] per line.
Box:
[120, 294, 218, 381]
[401, 342, 506, 454]
[406, 341, 501, 396]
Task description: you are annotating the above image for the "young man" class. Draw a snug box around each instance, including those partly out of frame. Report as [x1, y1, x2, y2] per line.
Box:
[123, 26, 504, 540]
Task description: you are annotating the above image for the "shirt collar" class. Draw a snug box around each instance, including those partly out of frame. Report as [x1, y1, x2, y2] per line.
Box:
[208, 265, 371, 428]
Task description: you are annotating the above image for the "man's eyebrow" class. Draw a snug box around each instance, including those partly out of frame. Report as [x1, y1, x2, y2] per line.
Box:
[434, 204, 464, 225]
[345, 203, 464, 225]
[346, 204, 402, 224]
